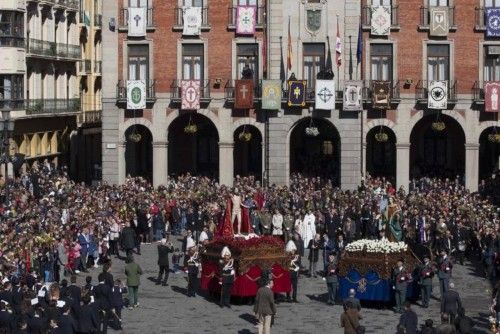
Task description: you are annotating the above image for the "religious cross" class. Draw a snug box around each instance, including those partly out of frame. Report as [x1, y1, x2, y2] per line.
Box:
[239, 84, 248, 99]
[242, 15, 251, 26]
[349, 88, 357, 102]
[187, 88, 195, 100]
[317, 87, 333, 103]
[133, 14, 142, 27]
[293, 86, 301, 99]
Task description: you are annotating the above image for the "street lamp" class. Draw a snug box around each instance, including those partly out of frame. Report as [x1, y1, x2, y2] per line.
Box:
[1, 102, 14, 206]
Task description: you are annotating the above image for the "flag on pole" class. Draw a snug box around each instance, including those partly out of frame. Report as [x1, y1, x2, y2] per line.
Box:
[356, 22, 363, 65]
[336, 17, 342, 67]
[287, 17, 292, 71]
[325, 36, 333, 72]
[349, 36, 353, 80]
[280, 37, 286, 82]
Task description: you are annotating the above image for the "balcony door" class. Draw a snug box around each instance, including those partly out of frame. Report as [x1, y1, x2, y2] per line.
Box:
[182, 44, 204, 81]
[303, 43, 325, 92]
[183, 0, 203, 6]
[484, 46, 500, 81]
[427, 44, 449, 81]
[128, 45, 149, 83]
[429, 0, 448, 5]
[371, 44, 393, 81]
[129, 0, 149, 7]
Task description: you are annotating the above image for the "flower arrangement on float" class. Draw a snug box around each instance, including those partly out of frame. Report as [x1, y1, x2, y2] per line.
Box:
[345, 239, 408, 254]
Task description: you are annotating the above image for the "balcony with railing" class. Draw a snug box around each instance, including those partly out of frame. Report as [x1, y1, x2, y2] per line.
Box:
[224, 80, 262, 102]
[170, 79, 211, 102]
[94, 60, 102, 75]
[227, 6, 265, 30]
[55, 42, 81, 59]
[361, 6, 400, 30]
[94, 14, 102, 27]
[27, 39, 81, 60]
[0, 99, 24, 111]
[362, 80, 401, 104]
[78, 60, 91, 74]
[472, 81, 485, 103]
[117, 79, 156, 104]
[118, 7, 155, 31]
[173, 7, 210, 31]
[419, 6, 456, 30]
[25, 98, 80, 115]
[78, 109, 102, 125]
[55, 0, 79, 11]
[415, 80, 457, 103]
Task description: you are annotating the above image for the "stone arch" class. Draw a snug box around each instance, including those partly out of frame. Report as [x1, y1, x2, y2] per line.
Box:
[288, 117, 341, 186]
[409, 113, 466, 179]
[403, 109, 468, 144]
[233, 124, 263, 180]
[479, 126, 500, 181]
[120, 117, 156, 142]
[165, 109, 223, 142]
[364, 119, 398, 142]
[366, 126, 397, 181]
[167, 112, 220, 178]
[231, 117, 264, 136]
[124, 124, 153, 181]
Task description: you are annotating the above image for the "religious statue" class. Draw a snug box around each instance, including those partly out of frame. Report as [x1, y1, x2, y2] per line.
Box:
[385, 197, 403, 242]
[231, 189, 243, 235]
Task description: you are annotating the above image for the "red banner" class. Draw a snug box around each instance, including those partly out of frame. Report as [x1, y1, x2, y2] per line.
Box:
[234, 80, 254, 109]
[485, 81, 500, 112]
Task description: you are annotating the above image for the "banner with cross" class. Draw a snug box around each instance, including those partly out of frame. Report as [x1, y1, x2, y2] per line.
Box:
[181, 80, 201, 110]
[127, 80, 146, 109]
[128, 7, 147, 37]
[315, 80, 335, 110]
[236, 6, 256, 35]
[287, 80, 307, 107]
[235, 80, 254, 109]
[343, 81, 363, 111]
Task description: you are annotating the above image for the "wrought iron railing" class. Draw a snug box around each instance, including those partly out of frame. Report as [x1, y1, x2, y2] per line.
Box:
[420, 6, 456, 28]
[119, 7, 155, 29]
[415, 80, 457, 102]
[25, 98, 80, 115]
[224, 80, 262, 100]
[170, 79, 211, 100]
[472, 81, 485, 102]
[227, 6, 265, 28]
[174, 7, 210, 28]
[116, 79, 156, 101]
[361, 5, 400, 28]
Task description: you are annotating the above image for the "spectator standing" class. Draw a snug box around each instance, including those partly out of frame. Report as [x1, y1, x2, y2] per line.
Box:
[124, 255, 143, 309]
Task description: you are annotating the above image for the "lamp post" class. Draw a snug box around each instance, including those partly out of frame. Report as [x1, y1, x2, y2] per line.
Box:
[1, 102, 14, 206]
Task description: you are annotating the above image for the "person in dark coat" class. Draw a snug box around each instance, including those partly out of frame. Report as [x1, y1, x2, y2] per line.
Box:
[56, 305, 77, 334]
[453, 307, 475, 334]
[157, 238, 174, 286]
[420, 319, 437, 334]
[93, 272, 112, 333]
[27, 305, 47, 334]
[101, 262, 114, 289]
[307, 233, 322, 277]
[343, 289, 361, 311]
[441, 282, 462, 323]
[399, 301, 418, 334]
[253, 276, 276, 334]
[77, 295, 98, 334]
[110, 279, 127, 327]
[10, 276, 23, 315]
[120, 222, 137, 257]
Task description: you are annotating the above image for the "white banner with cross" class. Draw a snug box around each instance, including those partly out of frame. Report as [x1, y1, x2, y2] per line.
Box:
[128, 7, 147, 37]
[315, 80, 336, 110]
[127, 80, 146, 109]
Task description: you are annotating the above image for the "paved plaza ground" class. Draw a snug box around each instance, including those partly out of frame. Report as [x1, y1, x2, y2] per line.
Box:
[82, 240, 492, 334]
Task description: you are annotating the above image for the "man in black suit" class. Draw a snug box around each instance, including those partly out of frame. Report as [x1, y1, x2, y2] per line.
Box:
[67, 275, 81, 314]
[101, 262, 114, 289]
[93, 272, 112, 333]
[77, 295, 98, 334]
[57, 305, 77, 334]
[441, 282, 462, 323]
[157, 238, 174, 286]
[399, 301, 418, 334]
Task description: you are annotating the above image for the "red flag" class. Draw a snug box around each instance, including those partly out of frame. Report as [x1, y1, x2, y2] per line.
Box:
[234, 80, 254, 109]
[336, 18, 342, 67]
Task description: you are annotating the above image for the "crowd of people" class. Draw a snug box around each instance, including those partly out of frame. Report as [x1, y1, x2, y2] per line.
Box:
[0, 166, 498, 333]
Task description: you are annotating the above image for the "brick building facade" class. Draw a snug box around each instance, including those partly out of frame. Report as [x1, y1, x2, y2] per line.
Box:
[102, 0, 500, 191]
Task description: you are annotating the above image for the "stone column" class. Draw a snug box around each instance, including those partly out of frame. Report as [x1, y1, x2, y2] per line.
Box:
[396, 143, 410, 191]
[362, 142, 367, 178]
[152, 141, 168, 187]
[118, 141, 126, 184]
[465, 143, 479, 192]
[219, 142, 234, 187]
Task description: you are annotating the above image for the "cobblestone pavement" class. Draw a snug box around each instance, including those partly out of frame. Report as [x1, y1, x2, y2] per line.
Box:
[80, 240, 492, 334]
